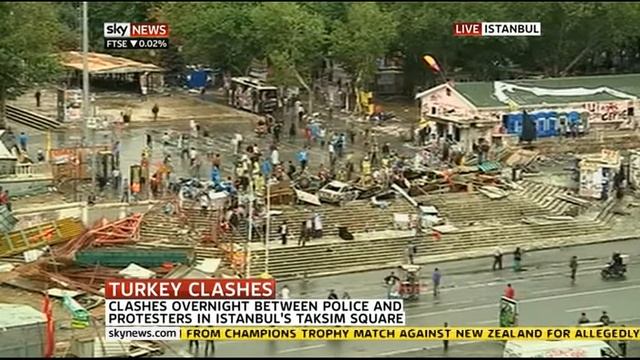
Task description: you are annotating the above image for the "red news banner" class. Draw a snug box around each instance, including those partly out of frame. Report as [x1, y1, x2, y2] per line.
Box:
[105, 279, 277, 299]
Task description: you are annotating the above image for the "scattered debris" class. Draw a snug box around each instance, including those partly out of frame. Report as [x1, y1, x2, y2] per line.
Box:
[118, 263, 156, 279]
[478, 186, 509, 199]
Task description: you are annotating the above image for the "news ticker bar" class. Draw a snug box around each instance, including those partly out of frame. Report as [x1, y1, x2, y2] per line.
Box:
[105, 326, 640, 341]
[104, 38, 169, 50]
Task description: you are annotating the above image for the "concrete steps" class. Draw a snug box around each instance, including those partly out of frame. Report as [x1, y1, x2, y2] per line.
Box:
[6, 104, 61, 131]
[516, 181, 586, 215]
[249, 219, 611, 280]
[182, 199, 417, 243]
[415, 193, 549, 225]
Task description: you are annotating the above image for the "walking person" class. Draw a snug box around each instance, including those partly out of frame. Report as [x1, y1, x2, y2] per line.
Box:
[513, 247, 523, 272]
[492, 247, 503, 271]
[281, 285, 290, 299]
[189, 340, 199, 354]
[304, 218, 313, 243]
[279, 221, 288, 245]
[297, 147, 308, 172]
[570, 255, 578, 284]
[313, 212, 323, 239]
[204, 340, 215, 356]
[504, 283, 515, 299]
[18, 132, 28, 152]
[151, 103, 159, 121]
[618, 325, 627, 357]
[4, 190, 12, 212]
[35, 89, 41, 108]
[289, 122, 296, 140]
[432, 268, 442, 297]
[298, 220, 307, 247]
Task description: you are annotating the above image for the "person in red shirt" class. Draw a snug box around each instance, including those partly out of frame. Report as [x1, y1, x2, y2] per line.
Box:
[504, 283, 515, 299]
[0, 186, 6, 205]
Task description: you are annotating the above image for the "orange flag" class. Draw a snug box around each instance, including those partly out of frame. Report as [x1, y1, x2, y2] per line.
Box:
[423, 55, 442, 73]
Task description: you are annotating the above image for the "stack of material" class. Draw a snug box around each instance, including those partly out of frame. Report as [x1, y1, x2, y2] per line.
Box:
[0, 218, 84, 258]
[504, 149, 540, 169]
[478, 186, 509, 199]
[269, 180, 294, 205]
[54, 214, 143, 259]
[554, 193, 591, 207]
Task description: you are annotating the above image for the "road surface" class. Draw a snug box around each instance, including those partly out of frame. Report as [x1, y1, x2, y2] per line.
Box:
[158, 238, 640, 357]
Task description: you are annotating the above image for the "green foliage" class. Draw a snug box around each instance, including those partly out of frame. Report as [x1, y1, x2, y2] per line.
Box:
[54, 2, 640, 94]
[331, 3, 397, 89]
[249, 2, 326, 88]
[0, 3, 61, 98]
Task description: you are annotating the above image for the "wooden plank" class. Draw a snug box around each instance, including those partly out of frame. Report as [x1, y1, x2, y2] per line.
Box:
[4, 232, 13, 252]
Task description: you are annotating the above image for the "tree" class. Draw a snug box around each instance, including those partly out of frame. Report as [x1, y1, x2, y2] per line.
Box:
[506, 3, 640, 76]
[250, 3, 327, 111]
[162, 2, 258, 75]
[88, 2, 157, 50]
[331, 3, 397, 111]
[0, 3, 61, 129]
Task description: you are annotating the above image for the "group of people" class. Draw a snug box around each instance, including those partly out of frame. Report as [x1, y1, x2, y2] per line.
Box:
[492, 247, 523, 272]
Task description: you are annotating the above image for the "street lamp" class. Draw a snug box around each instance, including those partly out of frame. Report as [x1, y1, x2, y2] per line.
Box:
[81, 1, 96, 189]
[265, 176, 273, 275]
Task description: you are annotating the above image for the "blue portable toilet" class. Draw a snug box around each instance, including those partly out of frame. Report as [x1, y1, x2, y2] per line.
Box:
[507, 112, 523, 134]
[533, 111, 545, 135]
[568, 111, 580, 125]
[547, 111, 558, 137]
[187, 69, 208, 89]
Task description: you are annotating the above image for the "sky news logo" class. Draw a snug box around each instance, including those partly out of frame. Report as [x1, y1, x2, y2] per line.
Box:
[103, 22, 170, 39]
[453, 22, 541, 37]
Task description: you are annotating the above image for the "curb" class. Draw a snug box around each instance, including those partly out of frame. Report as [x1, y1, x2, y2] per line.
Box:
[278, 234, 640, 281]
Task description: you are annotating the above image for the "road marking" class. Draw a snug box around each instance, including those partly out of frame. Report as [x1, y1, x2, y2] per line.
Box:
[377, 341, 477, 356]
[535, 287, 572, 295]
[565, 305, 605, 313]
[278, 344, 326, 354]
[408, 284, 640, 319]
[405, 299, 474, 310]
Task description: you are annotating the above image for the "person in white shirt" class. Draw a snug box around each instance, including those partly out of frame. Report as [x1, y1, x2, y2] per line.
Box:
[313, 212, 323, 239]
[199, 192, 209, 216]
[328, 142, 335, 165]
[271, 148, 280, 166]
[233, 133, 243, 155]
[279, 220, 288, 245]
[319, 127, 327, 147]
[281, 285, 290, 299]
[189, 148, 197, 165]
[492, 246, 503, 271]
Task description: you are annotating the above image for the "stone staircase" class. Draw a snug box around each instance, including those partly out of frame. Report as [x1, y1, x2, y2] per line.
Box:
[414, 192, 549, 226]
[248, 217, 611, 280]
[137, 186, 620, 280]
[6, 104, 61, 131]
[138, 208, 228, 268]
[182, 199, 417, 244]
[515, 180, 586, 215]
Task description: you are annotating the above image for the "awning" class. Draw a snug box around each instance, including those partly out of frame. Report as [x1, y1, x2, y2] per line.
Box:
[59, 51, 164, 74]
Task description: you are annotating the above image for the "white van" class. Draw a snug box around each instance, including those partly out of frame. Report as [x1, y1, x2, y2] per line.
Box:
[503, 340, 620, 358]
